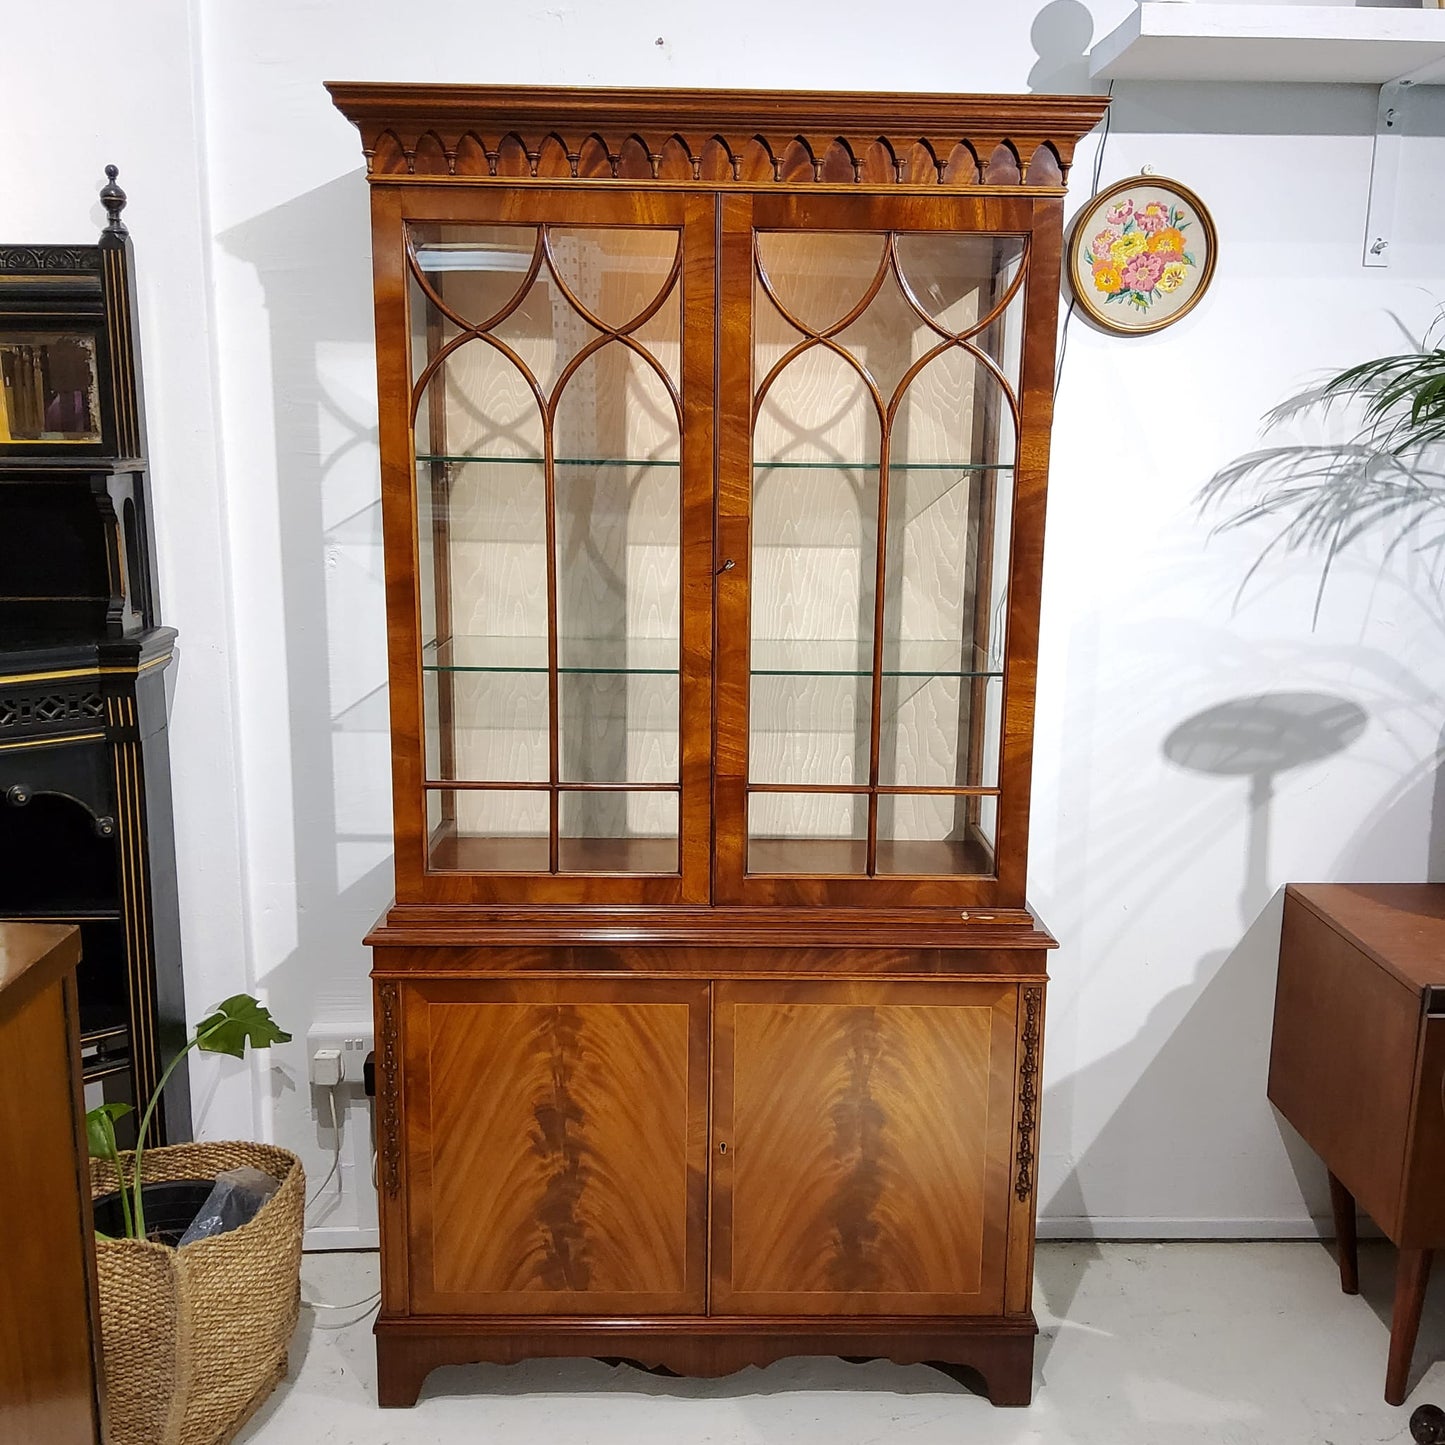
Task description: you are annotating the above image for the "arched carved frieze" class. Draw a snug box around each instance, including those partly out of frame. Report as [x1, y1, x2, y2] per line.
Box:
[328, 84, 1108, 189]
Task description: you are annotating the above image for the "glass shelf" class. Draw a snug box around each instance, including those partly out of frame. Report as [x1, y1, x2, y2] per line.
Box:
[755, 460, 1013, 472]
[416, 455, 1013, 472]
[424, 635, 679, 675]
[417, 454, 679, 468]
[751, 639, 1003, 678]
[423, 636, 998, 679]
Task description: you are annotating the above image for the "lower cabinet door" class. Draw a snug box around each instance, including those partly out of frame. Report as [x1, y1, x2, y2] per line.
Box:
[711, 979, 1021, 1316]
[402, 978, 709, 1314]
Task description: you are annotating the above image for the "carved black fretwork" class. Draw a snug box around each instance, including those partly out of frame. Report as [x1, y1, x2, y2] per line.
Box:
[0, 688, 106, 736]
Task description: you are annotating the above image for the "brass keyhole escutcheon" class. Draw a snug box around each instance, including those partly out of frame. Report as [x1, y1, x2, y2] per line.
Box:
[718, 1141, 728, 1154]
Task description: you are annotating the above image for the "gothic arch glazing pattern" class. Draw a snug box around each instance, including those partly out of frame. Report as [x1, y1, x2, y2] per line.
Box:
[406, 223, 684, 875]
[747, 228, 1026, 878]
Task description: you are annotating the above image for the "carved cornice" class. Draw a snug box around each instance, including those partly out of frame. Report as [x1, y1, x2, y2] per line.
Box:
[327, 84, 1108, 189]
[1014, 985, 1042, 1203]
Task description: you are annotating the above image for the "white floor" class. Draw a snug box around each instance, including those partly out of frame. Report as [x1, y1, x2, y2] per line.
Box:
[240, 1241, 1445, 1444]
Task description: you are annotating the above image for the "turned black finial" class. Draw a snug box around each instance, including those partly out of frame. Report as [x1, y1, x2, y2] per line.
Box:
[100, 164, 128, 235]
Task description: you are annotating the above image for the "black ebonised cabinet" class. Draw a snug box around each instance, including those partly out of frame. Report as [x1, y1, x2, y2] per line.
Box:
[0, 169, 189, 1142]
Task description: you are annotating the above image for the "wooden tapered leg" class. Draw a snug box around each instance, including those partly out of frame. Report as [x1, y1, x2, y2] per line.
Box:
[1386, 1248, 1434, 1406]
[1328, 1171, 1359, 1295]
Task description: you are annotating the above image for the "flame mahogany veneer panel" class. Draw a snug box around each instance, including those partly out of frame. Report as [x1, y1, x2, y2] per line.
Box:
[403, 978, 708, 1314]
[712, 979, 1019, 1315]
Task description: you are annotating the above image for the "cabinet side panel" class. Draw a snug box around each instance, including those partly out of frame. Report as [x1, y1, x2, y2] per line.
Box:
[994, 199, 1063, 906]
[1399, 1014, 1445, 1247]
[1268, 894, 1419, 1238]
[371, 185, 428, 900]
[405, 978, 707, 1313]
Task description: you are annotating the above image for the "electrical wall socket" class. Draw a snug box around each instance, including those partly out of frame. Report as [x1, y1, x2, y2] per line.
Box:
[305, 1021, 373, 1089]
[301, 1017, 379, 1251]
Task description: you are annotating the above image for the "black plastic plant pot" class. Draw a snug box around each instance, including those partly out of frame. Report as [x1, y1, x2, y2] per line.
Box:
[93, 1178, 215, 1247]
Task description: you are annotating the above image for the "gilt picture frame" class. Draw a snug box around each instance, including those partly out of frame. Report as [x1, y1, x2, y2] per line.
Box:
[1067, 175, 1217, 335]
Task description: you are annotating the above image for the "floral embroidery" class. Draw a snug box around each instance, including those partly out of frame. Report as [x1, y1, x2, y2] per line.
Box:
[1147, 226, 1186, 258]
[1136, 201, 1171, 234]
[1158, 261, 1189, 293]
[1082, 195, 1200, 314]
[1092, 261, 1123, 293]
[1110, 231, 1147, 263]
[1120, 251, 1165, 293]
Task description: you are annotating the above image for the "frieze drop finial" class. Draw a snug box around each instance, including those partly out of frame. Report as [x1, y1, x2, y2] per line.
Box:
[100, 164, 128, 235]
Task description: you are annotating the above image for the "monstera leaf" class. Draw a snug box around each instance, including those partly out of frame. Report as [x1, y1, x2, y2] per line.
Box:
[92, 995, 292, 1240]
[195, 995, 292, 1059]
[85, 1101, 133, 1159]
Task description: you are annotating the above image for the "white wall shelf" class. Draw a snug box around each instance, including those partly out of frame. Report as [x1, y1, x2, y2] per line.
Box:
[1089, 3, 1445, 84]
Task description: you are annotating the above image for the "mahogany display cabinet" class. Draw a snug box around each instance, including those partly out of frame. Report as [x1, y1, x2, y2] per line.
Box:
[0, 170, 189, 1144]
[329, 83, 1108, 1408]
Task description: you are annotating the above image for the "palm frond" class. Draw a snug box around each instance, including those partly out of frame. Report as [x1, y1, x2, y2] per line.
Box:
[1199, 306, 1445, 610]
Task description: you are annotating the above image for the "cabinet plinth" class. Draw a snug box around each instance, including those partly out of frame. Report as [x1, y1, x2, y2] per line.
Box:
[334, 81, 1104, 1408]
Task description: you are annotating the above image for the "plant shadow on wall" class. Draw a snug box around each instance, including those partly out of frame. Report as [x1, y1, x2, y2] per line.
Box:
[215, 172, 392, 1243]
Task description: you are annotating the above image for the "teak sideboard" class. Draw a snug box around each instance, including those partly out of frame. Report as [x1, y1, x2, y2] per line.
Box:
[329, 83, 1107, 1408]
[1270, 884, 1445, 1405]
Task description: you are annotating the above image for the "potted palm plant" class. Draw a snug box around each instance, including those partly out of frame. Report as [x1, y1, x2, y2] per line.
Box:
[86, 995, 305, 1445]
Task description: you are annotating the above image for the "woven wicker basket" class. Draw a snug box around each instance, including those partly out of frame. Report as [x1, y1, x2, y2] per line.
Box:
[90, 1141, 305, 1445]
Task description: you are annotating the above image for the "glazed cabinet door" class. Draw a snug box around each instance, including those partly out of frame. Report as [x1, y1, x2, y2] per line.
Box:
[399, 978, 709, 1314]
[714, 191, 1064, 908]
[374, 187, 715, 907]
[711, 979, 1021, 1315]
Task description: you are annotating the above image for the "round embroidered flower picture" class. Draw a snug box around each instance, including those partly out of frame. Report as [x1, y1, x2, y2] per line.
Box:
[1067, 175, 1217, 334]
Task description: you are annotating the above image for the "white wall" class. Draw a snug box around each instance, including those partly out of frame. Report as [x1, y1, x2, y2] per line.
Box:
[0, 5, 256, 1135]
[5, 0, 1445, 1242]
